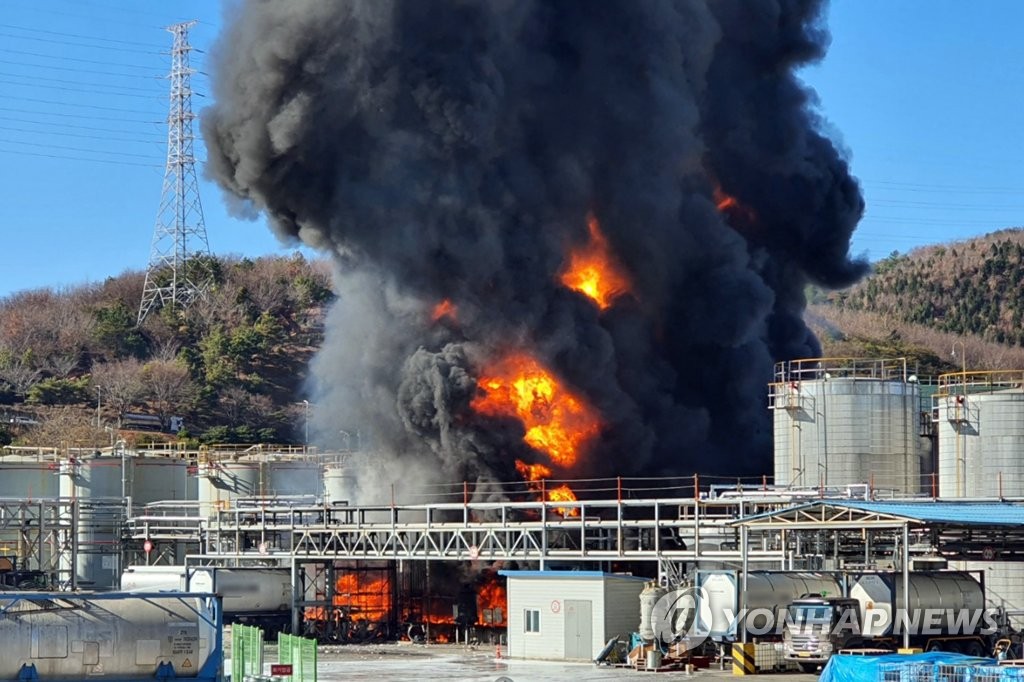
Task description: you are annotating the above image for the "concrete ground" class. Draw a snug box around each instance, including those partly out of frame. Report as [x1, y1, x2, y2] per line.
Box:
[243, 643, 822, 681]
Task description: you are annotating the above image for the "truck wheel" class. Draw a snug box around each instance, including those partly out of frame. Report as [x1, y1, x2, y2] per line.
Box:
[798, 663, 819, 674]
[964, 641, 985, 657]
[926, 641, 943, 652]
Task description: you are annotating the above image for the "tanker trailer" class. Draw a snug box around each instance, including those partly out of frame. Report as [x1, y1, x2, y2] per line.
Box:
[784, 571, 997, 672]
[122, 565, 291, 633]
[696, 570, 844, 644]
[0, 591, 222, 682]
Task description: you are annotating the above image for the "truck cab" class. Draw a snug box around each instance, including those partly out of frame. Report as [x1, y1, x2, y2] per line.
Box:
[783, 596, 862, 673]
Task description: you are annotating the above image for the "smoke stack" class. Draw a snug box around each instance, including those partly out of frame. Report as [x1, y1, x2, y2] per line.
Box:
[201, 0, 866, 500]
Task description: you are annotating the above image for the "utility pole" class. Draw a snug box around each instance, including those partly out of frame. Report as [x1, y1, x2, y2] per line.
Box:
[302, 400, 310, 447]
[138, 21, 212, 325]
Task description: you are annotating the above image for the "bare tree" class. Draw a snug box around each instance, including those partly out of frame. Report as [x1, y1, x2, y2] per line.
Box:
[142, 359, 195, 430]
[217, 385, 250, 426]
[91, 359, 147, 426]
[0, 352, 41, 397]
[45, 353, 79, 379]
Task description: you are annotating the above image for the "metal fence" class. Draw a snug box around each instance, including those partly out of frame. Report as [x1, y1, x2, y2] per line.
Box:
[278, 633, 318, 682]
[231, 624, 265, 682]
[879, 661, 1024, 682]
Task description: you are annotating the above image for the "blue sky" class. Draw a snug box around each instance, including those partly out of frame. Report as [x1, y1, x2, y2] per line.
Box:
[1, 0, 1023, 298]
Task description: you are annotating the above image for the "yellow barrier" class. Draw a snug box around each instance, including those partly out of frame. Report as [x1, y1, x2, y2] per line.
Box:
[732, 642, 756, 675]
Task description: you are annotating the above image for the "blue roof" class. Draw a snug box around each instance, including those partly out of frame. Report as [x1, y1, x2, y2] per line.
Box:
[741, 499, 1024, 526]
[499, 570, 651, 581]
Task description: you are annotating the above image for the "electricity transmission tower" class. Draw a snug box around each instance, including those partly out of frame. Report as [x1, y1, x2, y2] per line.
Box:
[138, 20, 212, 325]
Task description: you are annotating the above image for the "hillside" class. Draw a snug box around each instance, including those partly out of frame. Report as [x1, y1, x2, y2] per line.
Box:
[811, 228, 1024, 373]
[0, 254, 332, 448]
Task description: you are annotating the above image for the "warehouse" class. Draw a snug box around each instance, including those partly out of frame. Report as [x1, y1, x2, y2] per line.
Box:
[500, 570, 649, 661]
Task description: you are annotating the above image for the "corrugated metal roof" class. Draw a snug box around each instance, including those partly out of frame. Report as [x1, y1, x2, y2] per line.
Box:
[738, 499, 1024, 526]
[836, 500, 1024, 525]
[498, 570, 651, 581]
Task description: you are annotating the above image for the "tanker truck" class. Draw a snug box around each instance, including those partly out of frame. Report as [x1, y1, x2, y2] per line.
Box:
[783, 571, 1000, 672]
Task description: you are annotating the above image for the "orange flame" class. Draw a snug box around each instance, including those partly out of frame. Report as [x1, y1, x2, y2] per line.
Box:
[431, 299, 457, 322]
[559, 213, 632, 310]
[514, 459, 580, 517]
[514, 459, 552, 481]
[471, 354, 600, 468]
[713, 186, 757, 224]
[476, 577, 508, 626]
[332, 572, 391, 622]
[548, 484, 580, 517]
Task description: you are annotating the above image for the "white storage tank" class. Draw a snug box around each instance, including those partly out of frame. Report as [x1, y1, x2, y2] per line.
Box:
[196, 458, 260, 516]
[197, 453, 325, 515]
[771, 358, 924, 495]
[264, 456, 321, 500]
[323, 460, 354, 504]
[131, 453, 196, 510]
[935, 370, 1024, 497]
[58, 454, 123, 589]
[0, 449, 58, 499]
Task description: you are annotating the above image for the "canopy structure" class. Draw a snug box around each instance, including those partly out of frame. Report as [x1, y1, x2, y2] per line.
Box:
[732, 499, 1024, 560]
[729, 499, 1024, 650]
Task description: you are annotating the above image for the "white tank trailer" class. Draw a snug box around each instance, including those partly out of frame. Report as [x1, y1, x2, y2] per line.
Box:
[784, 571, 994, 665]
[852, 571, 987, 639]
[771, 358, 926, 495]
[695, 570, 844, 643]
[121, 565, 291, 631]
[0, 591, 222, 682]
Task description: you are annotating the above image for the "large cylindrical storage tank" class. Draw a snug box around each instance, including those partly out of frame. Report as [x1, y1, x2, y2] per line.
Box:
[0, 450, 59, 498]
[130, 454, 195, 509]
[58, 455, 124, 589]
[935, 371, 1024, 497]
[323, 460, 354, 504]
[0, 593, 218, 681]
[196, 458, 260, 516]
[0, 450, 59, 563]
[771, 358, 923, 494]
[264, 456, 321, 500]
[198, 453, 326, 515]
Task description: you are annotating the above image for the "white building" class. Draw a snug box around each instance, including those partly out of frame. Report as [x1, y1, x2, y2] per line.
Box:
[500, 570, 649, 660]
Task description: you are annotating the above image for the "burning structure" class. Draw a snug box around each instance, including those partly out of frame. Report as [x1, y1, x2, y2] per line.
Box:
[201, 0, 864, 637]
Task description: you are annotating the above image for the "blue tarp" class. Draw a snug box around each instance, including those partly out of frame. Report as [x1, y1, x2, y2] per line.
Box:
[819, 652, 996, 682]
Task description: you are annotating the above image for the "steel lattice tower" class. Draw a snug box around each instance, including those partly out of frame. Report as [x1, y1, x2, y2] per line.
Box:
[138, 21, 212, 325]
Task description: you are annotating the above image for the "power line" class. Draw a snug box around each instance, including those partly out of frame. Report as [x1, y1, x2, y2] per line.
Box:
[0, 22, 165, 48]
[5, 96, 163, 116]
[0, 47, 163, 72]
[0, 70, 158, 93]
[0, 114, 163, 137]
[0, 137, 160, 160]
[0, 106, 162, 125]
[0, 124, 166, 146]
[0, 32, 162, 55]
[0, 78, 163, 100]
[870, 199, 1024, 212]
[0, 57, 163, 80]
[864, 180, 1024, 195]
[0, 147, 161, 168]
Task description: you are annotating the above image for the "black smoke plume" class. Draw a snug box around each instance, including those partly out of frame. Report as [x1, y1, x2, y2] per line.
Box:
[202, 0, 866, 499]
